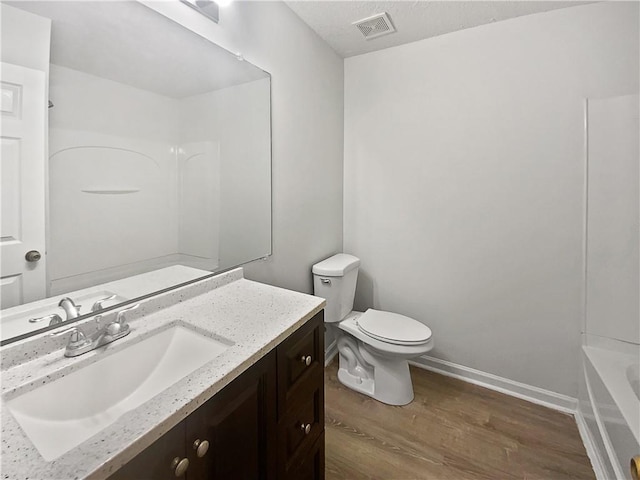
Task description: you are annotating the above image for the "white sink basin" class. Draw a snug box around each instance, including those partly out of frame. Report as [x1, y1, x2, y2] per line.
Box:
[5, 325, 232, 461]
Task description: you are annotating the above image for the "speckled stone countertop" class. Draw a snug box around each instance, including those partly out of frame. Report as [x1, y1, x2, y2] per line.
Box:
[0, 268, 325, 480]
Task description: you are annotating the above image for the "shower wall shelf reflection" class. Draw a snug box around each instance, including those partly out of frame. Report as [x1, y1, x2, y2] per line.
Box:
[81, 189, 140, 194]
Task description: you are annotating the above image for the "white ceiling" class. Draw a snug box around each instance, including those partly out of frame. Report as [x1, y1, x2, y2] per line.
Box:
[285, 1, 593, 58]
[9, 1, 268, 98]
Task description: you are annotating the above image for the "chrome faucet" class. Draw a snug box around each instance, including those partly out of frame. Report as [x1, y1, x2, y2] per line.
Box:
[52, 304, 139, 357]
[28, 313, 63, 326]
[91, 294, 117, 312]
[58, 297, 82, 320]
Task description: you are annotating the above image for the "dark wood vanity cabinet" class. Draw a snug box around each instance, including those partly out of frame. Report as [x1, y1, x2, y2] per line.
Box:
[276, 311, 325, 479]
[108, 421, 187, 480]
[108, 351, 275, 480]
[185, 351, 277, 480]
[107, 311, 324, 480]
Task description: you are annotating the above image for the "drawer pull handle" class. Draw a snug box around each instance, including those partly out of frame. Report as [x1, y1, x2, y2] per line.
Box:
[170, 457, 189, 477]
[193, 439, 210, 458]
[301, 355, 312, 366]
[300, 423, 312, 435]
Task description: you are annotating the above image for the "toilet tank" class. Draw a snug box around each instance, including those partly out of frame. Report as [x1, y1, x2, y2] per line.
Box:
[312, 254, 360, 323]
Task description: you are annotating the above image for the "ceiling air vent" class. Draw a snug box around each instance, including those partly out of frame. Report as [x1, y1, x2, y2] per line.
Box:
[353, 12, 396, 40]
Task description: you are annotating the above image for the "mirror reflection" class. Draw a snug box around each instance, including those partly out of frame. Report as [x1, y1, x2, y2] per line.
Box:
[0, 1, 271, 344]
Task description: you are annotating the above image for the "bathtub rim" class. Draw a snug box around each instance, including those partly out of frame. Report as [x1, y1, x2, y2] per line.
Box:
[582, 344, 639, 445]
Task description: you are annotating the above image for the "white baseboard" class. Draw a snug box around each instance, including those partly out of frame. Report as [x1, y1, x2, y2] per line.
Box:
[574, 408, 608, 480]
[409, 355, 578, 414]
[325, 339, 338, 367]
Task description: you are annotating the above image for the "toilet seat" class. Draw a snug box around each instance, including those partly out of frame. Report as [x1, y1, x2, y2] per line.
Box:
[356, 309, 432, 346]
[335, 311, 435, 405]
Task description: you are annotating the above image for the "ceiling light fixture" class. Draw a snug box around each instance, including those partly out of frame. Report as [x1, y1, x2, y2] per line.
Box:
[180, 0, 220, 23]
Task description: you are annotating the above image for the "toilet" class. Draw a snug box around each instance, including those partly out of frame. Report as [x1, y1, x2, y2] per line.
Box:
[313, 253, 433, 406]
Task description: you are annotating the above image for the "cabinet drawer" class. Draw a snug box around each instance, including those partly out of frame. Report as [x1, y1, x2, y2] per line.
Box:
[279, 383, 323, 466]
[277, 311, 324, 417]
[285, 432, 325, 480]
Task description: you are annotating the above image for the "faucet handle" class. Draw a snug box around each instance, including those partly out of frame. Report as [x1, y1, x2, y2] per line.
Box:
[49, 325, 76, 337]
[48, 314, 64, 326]
[106, 322, 123, 336]
[68, 328, 88, 347]
[91, 294, 117, 312]
[49, 326, 89, 348]
[29, 314, 63, 325]
[116, 304, 139, 325]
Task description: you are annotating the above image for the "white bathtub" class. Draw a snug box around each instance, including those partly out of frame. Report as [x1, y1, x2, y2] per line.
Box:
[579, 344, 640, 479]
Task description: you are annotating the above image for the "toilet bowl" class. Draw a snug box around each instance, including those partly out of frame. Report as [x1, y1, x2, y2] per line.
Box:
[312, 254, 434, 406]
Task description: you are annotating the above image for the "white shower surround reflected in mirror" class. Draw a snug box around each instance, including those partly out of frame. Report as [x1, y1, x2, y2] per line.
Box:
[0, 0, 271, 344]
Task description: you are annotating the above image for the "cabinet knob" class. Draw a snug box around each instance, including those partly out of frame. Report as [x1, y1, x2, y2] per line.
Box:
[300, 355, 312, 366]
[170, 457, 189, 477]
[631, 455, 640, 480]
[300, 423, 311, 435]
[193, 438, 210, 458]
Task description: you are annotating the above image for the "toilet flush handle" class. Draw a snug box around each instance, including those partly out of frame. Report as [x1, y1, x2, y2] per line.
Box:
[321, 278, 331, 285]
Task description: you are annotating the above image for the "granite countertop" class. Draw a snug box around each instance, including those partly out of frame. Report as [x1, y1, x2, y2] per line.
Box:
[0, 268, 325, 480]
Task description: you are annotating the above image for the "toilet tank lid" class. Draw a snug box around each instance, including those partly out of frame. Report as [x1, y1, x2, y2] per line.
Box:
[312, 253, 360, 276]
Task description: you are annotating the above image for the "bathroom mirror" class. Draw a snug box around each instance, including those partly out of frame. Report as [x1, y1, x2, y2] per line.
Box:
[0, 1, 271, 344]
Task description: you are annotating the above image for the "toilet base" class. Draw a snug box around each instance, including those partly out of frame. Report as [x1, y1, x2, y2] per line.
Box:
[337, 367, 375, 398]
[336, 342, 415, 406]
[329, 313, 432, 406]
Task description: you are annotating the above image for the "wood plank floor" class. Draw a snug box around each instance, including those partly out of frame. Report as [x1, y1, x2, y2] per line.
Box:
[324, 361, 595, 480]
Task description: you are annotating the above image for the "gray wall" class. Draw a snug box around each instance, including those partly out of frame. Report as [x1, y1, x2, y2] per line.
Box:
[344, 2, 639, 397]
[145, 1, 344, 294]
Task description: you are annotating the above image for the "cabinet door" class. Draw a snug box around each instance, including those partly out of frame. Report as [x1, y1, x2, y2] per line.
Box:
[107, 421, 186, 480]
[286, 432, 325, 480]
[185, 351, 277, 480]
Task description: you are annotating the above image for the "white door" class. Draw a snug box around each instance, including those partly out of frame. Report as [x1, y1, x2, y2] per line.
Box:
[0, 62, 47, 308]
